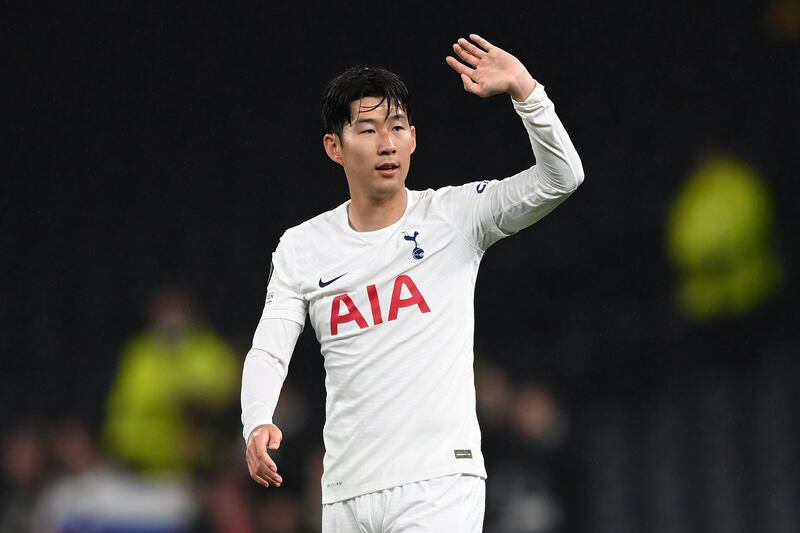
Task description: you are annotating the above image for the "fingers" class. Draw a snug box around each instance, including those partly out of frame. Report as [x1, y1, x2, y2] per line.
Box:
[251, 471, 272, 488]
[460, 73, 485, 97]
[255, 464, 283, 487]
[457, 37, 487, 59]
[246, 426, 284, 488]
[445, 56, 485, 97]
[446, 35, 489, 96]
[247, 447, 283, 487]
[255, 445, 282, 483]
[256, 446, 278, 472]
[446, 34, 504, 98]
[445, 55, 474, 78]
[469, 33, 494, 51]
[453, 42, 480, 68]
[250, 466, 282, 488]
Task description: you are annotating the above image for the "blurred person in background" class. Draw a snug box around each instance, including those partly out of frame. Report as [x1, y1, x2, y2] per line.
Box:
[475, 362, 514, 465]
[667, 155, 781, 320]
[483, 380, 581, 533]
[253, 492, 305, 533]
[300, 447, 325, 533]
[0, 422, 46, 533]
[103, 286, 239, 476]
[193, 451, 256, 533]
[189, 379, 320, 533]
[35, 416, 197, 533]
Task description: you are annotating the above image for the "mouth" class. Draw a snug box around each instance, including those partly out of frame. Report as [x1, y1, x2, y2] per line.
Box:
[376, 161, 400, 177]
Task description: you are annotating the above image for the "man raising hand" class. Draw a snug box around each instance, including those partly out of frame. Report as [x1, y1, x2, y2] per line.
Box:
[242, 34, 584, 532]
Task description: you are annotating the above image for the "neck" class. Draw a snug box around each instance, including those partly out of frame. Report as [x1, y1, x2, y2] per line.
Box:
[347, 188, 408, 232]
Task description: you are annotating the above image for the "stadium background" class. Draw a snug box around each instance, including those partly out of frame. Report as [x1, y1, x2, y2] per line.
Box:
[3, 1, 798, 532]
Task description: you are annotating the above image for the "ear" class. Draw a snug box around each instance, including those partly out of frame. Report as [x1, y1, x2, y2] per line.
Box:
[410, 125, 417, 155]
[323, 133, 344, 166]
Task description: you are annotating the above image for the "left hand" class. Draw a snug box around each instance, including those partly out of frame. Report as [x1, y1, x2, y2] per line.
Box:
[445, 34, 536, 102]
[246, 423, 283, 488]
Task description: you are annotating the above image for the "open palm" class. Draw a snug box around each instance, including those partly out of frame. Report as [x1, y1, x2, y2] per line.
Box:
[445, 34, 535, 101]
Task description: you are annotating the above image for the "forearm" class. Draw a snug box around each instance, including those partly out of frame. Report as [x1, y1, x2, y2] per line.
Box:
[489, 84, 584, 235]
[513, 82, 584, 193]
[241, 349, 285, 442]
[240, 318, 302, 442]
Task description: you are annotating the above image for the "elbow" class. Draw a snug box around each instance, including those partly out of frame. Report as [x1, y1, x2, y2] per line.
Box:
[571, 168, 585, 191]
[552, 168, 583, 195]
[562, 157, 585, 193]
[562, 149, 585, 193]
[542, 159, 584, 195]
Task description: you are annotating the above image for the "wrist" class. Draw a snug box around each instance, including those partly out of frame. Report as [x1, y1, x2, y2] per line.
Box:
[509, 74, 536, 102]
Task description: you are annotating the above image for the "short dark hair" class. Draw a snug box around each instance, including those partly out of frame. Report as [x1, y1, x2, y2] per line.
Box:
[322, 65, 412, 139]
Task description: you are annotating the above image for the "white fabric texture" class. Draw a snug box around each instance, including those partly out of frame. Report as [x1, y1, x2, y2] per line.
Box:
[240, 82, 584, 503]
[321, 474, 486, 533]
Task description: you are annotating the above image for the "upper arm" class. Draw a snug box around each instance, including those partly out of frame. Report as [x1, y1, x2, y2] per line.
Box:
[432, 170, 576, 251]
[432, 181, 507, 251]
[246, 318, 303, 376]
[260, 237, 308, 326]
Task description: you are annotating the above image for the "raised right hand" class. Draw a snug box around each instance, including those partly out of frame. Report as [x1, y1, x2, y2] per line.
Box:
[445, 34, 536, 102]
[245, 423, 283, 488]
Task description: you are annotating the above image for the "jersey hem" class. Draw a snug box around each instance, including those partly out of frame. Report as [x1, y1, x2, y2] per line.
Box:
[320, 463, 488, 504]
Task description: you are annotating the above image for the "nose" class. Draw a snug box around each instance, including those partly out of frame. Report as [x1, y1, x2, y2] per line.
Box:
[378, 129, 396, 155]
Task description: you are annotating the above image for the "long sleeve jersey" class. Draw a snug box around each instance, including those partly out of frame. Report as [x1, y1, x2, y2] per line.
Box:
[241, 82, 584, 504]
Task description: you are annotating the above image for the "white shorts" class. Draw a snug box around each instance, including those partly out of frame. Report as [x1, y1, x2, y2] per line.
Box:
[322, 473, 485, 533]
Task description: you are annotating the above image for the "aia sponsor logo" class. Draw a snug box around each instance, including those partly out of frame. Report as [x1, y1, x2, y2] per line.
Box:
[329, 274, 430, 335]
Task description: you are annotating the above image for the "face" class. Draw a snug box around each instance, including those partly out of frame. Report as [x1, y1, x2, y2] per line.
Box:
[323, 96, 416, 200]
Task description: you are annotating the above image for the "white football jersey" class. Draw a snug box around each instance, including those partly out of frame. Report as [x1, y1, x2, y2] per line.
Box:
[241, 82, 584, 503]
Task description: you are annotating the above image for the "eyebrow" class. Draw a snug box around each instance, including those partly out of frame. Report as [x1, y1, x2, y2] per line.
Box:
[353, 113, 408, 125]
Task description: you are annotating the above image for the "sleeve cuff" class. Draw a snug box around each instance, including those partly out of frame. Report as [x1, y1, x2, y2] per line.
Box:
[242, 403, 274, 443]
[511, 81, 547, 113]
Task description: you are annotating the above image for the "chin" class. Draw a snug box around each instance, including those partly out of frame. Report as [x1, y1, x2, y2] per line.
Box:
[368, 176, 406, 198]
[375, 181, 405, 198]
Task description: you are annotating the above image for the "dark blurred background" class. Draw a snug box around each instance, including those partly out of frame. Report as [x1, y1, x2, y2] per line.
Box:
[2, 1, 798, 532]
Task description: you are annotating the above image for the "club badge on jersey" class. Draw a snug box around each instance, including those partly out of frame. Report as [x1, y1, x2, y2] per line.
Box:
[403, 230, 424, 260]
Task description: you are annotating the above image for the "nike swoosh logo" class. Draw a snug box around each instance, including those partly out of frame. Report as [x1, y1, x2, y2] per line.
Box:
[319, 273, 347, 288]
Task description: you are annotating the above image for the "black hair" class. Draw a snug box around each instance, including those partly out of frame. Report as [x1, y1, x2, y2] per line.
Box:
[321, 65, 412, 139]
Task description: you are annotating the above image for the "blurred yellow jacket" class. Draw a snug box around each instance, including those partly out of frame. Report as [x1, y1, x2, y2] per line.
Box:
[103, 327, 238, 475]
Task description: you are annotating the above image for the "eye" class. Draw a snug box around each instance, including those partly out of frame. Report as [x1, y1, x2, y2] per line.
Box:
[361, 129, 375, 134]
[393, 125, 405, 131]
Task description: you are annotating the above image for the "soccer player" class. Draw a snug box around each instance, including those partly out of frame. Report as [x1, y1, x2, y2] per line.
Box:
[241, 34, 584, 532]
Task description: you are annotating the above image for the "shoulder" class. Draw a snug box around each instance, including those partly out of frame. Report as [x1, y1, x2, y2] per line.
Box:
[279, 201, 348, 247]
[409, 183, 483, 206]
[269, 201, 349, 281]
[426, 180, 494, 209]
[188, 327, 233, 353]
[121, 332, 159, 357]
